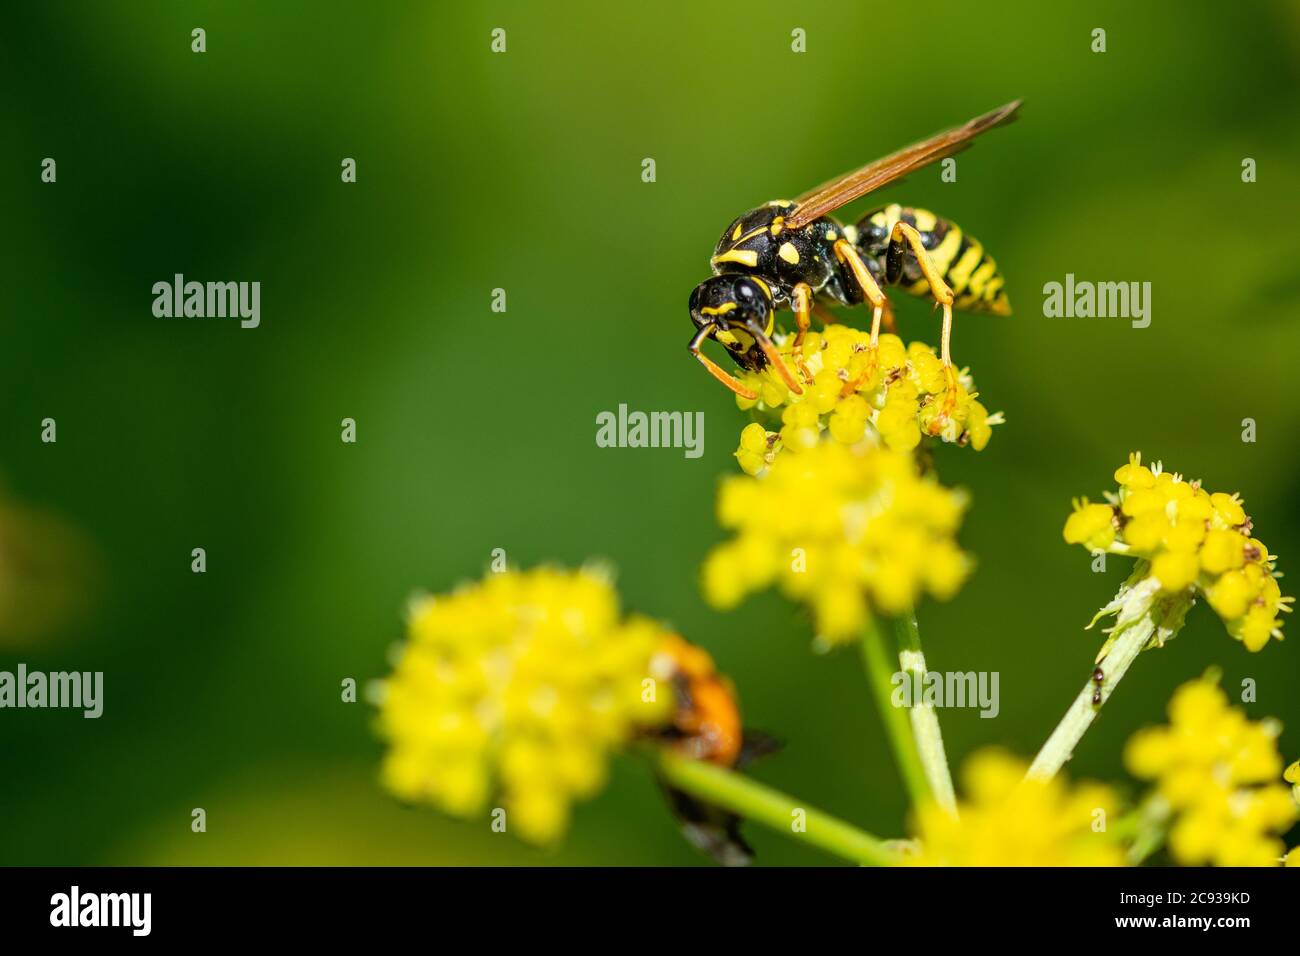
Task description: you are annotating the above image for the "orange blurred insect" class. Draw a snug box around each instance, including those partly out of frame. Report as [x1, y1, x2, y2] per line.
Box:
[651, 635, 778, 865]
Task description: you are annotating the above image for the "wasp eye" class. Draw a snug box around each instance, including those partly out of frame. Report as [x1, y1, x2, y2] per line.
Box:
[733, 278, 769, 312]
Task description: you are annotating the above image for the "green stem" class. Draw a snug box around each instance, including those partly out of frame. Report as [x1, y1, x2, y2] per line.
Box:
[1026, 619, 1151, 781]
[1029, 564, 1190, 780]
[892, 612, 958, 815]
[1112, 797, 1172, 864]
[1127, 820, 1169, 866]
[1027, 572, 1192, 781]
[860, 617, 931, 809]
[653, 749, 900, 866]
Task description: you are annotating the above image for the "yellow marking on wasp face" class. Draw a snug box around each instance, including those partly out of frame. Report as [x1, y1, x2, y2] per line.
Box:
[825, 229, 837, 241]
[718, 328, 756, 350]
[912, 208, 937, 232]
[778, 242, 799, 264]
[731, 224, 742, 241]
[712, 249, 759, 268]
[750, 276, 772, 298]
[842, 224, 859, 245]
[947, 241, 984, 293]
[700, 302, 737, 317]
[770, 216, 784, 236]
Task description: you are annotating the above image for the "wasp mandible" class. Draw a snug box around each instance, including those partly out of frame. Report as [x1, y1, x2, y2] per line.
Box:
[687, 101, 1021, 423]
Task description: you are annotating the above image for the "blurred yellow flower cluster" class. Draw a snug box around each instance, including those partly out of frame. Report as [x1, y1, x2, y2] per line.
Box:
[731, 328, 1000, 475]
[910, 750, 1125, 866]
[703, 441, 969, 643]
[1289, 761, 1300, 866]
[1064, 453, 1290, 651]
[374, 567, 674, 844]
[1125, 677, 1297, 867]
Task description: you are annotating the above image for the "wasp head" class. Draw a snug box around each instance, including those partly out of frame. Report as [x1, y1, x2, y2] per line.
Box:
[688, 275, 774, 371]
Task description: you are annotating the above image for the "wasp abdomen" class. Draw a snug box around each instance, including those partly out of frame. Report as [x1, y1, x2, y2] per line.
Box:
[855, 203, 1010, 316]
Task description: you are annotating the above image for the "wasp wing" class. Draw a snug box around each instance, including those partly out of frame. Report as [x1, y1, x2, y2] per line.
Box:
[785, 100, 1022, 230]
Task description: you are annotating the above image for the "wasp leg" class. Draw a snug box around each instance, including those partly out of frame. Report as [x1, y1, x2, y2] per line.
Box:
[744, 318, 803, 395]
[813, 297, 895, 334]
[689, 324, 758, 400]
[790, 282, 815, 383]
[833, 240, 886, 345]
[832, 239, 888, 396]
[886, 222, 959, 430]
[838, 295, 901, 397]
[880, 295, 897, 334]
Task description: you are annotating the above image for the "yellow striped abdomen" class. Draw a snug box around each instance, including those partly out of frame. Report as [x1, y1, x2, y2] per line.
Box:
[855, 203, 1011, 316]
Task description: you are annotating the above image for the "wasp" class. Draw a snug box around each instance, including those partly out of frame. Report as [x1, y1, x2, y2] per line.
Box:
[650, 634, 778, 866]
[688, 101, 1020, 424]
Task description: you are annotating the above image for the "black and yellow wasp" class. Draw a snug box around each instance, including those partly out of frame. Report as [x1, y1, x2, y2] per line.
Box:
[687, 101, 1020, 415]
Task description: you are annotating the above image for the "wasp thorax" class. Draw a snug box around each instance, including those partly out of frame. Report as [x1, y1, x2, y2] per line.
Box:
[710, 201, 798, 272]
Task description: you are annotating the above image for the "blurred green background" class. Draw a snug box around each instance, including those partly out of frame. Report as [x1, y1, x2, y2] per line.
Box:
[2, 1, 1298, 865]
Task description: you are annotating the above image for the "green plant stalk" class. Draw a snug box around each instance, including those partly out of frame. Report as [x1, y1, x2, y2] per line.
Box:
[653, 749, 900, 866]
[1027, 616, 1153, 780]
[859, 617, 932, 810]
[1127, 818, 1169, 866]
[1029, 561, 1195, 781]
[1024, 621, 1149, 780]
[893, 612, 958, 815]
[1111, 798, 1170, 864]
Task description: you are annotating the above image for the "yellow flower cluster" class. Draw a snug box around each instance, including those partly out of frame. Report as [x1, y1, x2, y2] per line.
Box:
[374, 567, 674, 845]
[1064, 453, 1290, 651]
[910, 750, 1125, 866]
[703, 440, 969, 643]
[1125, 677, 1297, 867]
[732, 327, 1000, 475]
[1288, 761, 1300, 866]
